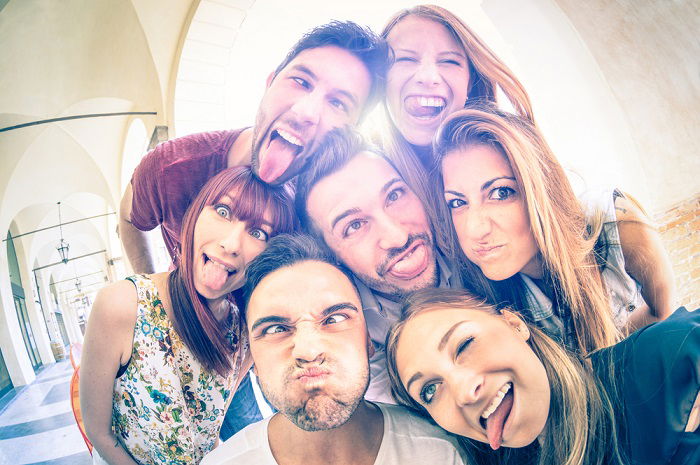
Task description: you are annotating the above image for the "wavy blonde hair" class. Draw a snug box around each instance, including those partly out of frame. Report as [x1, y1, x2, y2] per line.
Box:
[385, 288, 624, 465]
[432, 103, 621, 354]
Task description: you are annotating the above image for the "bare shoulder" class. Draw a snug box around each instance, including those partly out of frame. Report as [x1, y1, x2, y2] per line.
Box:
[88, 279, 139, 332]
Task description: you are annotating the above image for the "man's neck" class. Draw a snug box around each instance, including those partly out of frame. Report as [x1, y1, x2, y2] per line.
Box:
[227, 127, 253, 168]
[267, 400, 384, 465]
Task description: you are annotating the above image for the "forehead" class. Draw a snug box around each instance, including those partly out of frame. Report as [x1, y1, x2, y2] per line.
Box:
[443, 145, 513, 183]
[247, 260, 361, 320]
[307, 152, 401, 229]
[387, 16, 461, 50]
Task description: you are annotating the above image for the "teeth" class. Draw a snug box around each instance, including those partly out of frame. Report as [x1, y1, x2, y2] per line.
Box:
[418, 96, 445, 108]
[208, 256, 236, 273]
[276, 129, 303, 147]
[481, 383, 512, 420]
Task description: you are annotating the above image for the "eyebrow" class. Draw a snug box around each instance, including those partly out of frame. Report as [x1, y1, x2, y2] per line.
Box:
[250, 315, 290, 333]
[382, 178, 402, 194]
[481, 176, 516, 192]
[322, 302, 359, 317]
[438, 321, 469, 351]
[438, 51, 467, 59]
[406, 371, 424, 394]
[331, 207, 361, 231]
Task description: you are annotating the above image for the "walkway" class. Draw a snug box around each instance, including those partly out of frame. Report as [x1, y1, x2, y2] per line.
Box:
[0, 359, 91, 465]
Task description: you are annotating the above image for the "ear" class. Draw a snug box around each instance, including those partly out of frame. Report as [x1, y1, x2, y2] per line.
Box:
[266, 71, 276, 88]
[501, 309, 530, 341]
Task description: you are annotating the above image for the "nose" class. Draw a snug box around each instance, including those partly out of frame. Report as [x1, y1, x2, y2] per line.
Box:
[289, 90, 323, 128]
[448, 369, 484, 407]
[219, 221, 246, 256]
[464, 206, 492, 241]
[377, 214, 410, 250]
[291, 324, 325, 364]
[414, 59, 440, 86]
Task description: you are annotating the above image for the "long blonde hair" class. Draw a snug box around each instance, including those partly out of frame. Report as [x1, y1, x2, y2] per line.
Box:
[432, 103, 621, 354]
[385, 288, 624, 465]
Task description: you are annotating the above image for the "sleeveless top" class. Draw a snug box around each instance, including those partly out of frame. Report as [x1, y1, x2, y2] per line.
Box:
[111, 275, 247, 464]
[520, 188, 644, 349]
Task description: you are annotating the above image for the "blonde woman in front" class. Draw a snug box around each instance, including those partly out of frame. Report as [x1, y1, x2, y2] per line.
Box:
[432, 103, 674, 354]
[385, 288, 699, 465]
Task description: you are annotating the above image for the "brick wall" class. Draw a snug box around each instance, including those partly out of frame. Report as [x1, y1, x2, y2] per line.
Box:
[655, 193, 700, 308]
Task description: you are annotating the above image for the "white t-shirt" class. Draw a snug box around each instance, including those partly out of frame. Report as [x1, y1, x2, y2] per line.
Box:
[202, 402, 467, 465]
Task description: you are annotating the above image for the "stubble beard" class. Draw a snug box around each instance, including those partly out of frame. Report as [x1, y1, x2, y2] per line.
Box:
[258, 364, 369, 432]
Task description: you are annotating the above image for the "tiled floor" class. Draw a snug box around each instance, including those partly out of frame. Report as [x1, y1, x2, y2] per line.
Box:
[0, 359, 91, 465]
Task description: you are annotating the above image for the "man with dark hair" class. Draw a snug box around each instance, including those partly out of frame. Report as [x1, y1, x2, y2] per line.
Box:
[202, 234, 466, 465]
[295, 128, 461, 403]
[119, 21, 386, 438]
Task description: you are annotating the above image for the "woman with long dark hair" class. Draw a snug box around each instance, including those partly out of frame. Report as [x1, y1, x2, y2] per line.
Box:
[81, 166, 295, 464]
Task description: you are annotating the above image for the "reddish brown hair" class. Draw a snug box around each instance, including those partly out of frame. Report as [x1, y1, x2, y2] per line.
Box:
[169, 166, 297, 376]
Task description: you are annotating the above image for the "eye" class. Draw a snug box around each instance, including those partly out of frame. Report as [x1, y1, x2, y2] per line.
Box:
[394, 56, 417, 64]
[261, 324, 288, 336]
[343, 219, 366, 238]
[329, 98, 349, 113]
[420, 382, 439, 404]
[439, 59, 463, 66]
[456, 337, 474, 358]
[215, 204, 231, 219]
[323, 313, 349, 325]
[291, 77, 311, 90]
[386, 187, 405, 205]
[489, 186, 517, 201]
[446, 198, 467, 209]
[249, 228, 269, 242]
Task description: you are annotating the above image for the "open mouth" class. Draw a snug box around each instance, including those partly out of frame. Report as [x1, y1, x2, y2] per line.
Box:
[385, 241, 429, 280]
[479, 382, 514, 450]
[257, 128, 305, 183]
[201, 254, 238, 291]
[404, 95, 447, 119]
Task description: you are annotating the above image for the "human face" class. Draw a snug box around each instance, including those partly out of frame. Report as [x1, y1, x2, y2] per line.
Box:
[192, 192, 272, 305]
[251, 46, 372, 184]
[386, 16, 470, 147]
[396, 306, 550, 449]
[306, 152, 437, 298]
[442, 145, 542, 280]
[247, 261, 370, 431]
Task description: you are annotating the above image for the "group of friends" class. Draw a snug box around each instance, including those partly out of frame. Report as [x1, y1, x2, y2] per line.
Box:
[78, 5, 699, 465]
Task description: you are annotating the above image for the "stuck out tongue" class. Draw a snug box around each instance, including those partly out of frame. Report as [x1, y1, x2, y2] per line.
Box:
[485, 388, 514, 450]
[202, 258, 229, 291]
[258, 137, 298, 183]
[405, 98, 443, 118]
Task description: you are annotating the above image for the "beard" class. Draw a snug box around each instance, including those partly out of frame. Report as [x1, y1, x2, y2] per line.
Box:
[354, 232, 439, 300]
[258, 361, 369, 432]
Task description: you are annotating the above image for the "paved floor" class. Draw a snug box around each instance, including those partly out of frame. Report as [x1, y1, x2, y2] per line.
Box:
[0, 359, 91, 465]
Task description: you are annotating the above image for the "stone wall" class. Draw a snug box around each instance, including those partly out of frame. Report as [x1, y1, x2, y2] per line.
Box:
[655, 194, 700, 308]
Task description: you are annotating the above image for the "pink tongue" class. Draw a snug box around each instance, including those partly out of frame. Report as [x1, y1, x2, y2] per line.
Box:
[202, 259, 229, 291]
[485, 389, 514, 450]
[405, 98, 442, 118]
[258, 138, 297, 183]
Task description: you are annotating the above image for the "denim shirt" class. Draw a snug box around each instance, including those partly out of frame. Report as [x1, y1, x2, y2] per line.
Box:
[355, 251, 461, 403]
[521, 188, 644, 350]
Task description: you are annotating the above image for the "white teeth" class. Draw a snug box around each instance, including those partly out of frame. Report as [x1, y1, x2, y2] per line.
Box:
[481, 383, 511, 420]
[418, 96, 445, 108]
[276, 129, 303, 147]
[208, 257, 235, 273]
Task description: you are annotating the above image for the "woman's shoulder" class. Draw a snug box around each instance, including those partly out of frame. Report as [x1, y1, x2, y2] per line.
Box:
[90, 278, 140, 328]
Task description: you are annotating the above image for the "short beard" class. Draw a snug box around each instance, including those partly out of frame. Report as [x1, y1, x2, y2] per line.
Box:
[259, 364, 369, 432]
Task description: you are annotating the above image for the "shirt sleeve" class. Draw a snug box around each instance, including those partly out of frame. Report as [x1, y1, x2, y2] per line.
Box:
[130, 143, 166, 231]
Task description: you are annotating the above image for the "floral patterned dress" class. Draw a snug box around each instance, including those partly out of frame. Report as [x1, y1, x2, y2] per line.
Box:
[111, 275, 247, 464]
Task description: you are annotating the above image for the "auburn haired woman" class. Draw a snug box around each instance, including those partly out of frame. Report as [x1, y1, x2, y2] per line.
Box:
[432, 103, 675, 354]
[81, 166, 295, 464]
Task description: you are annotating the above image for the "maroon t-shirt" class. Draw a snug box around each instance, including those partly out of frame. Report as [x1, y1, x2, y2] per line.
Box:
[130, 129, 244, 264]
